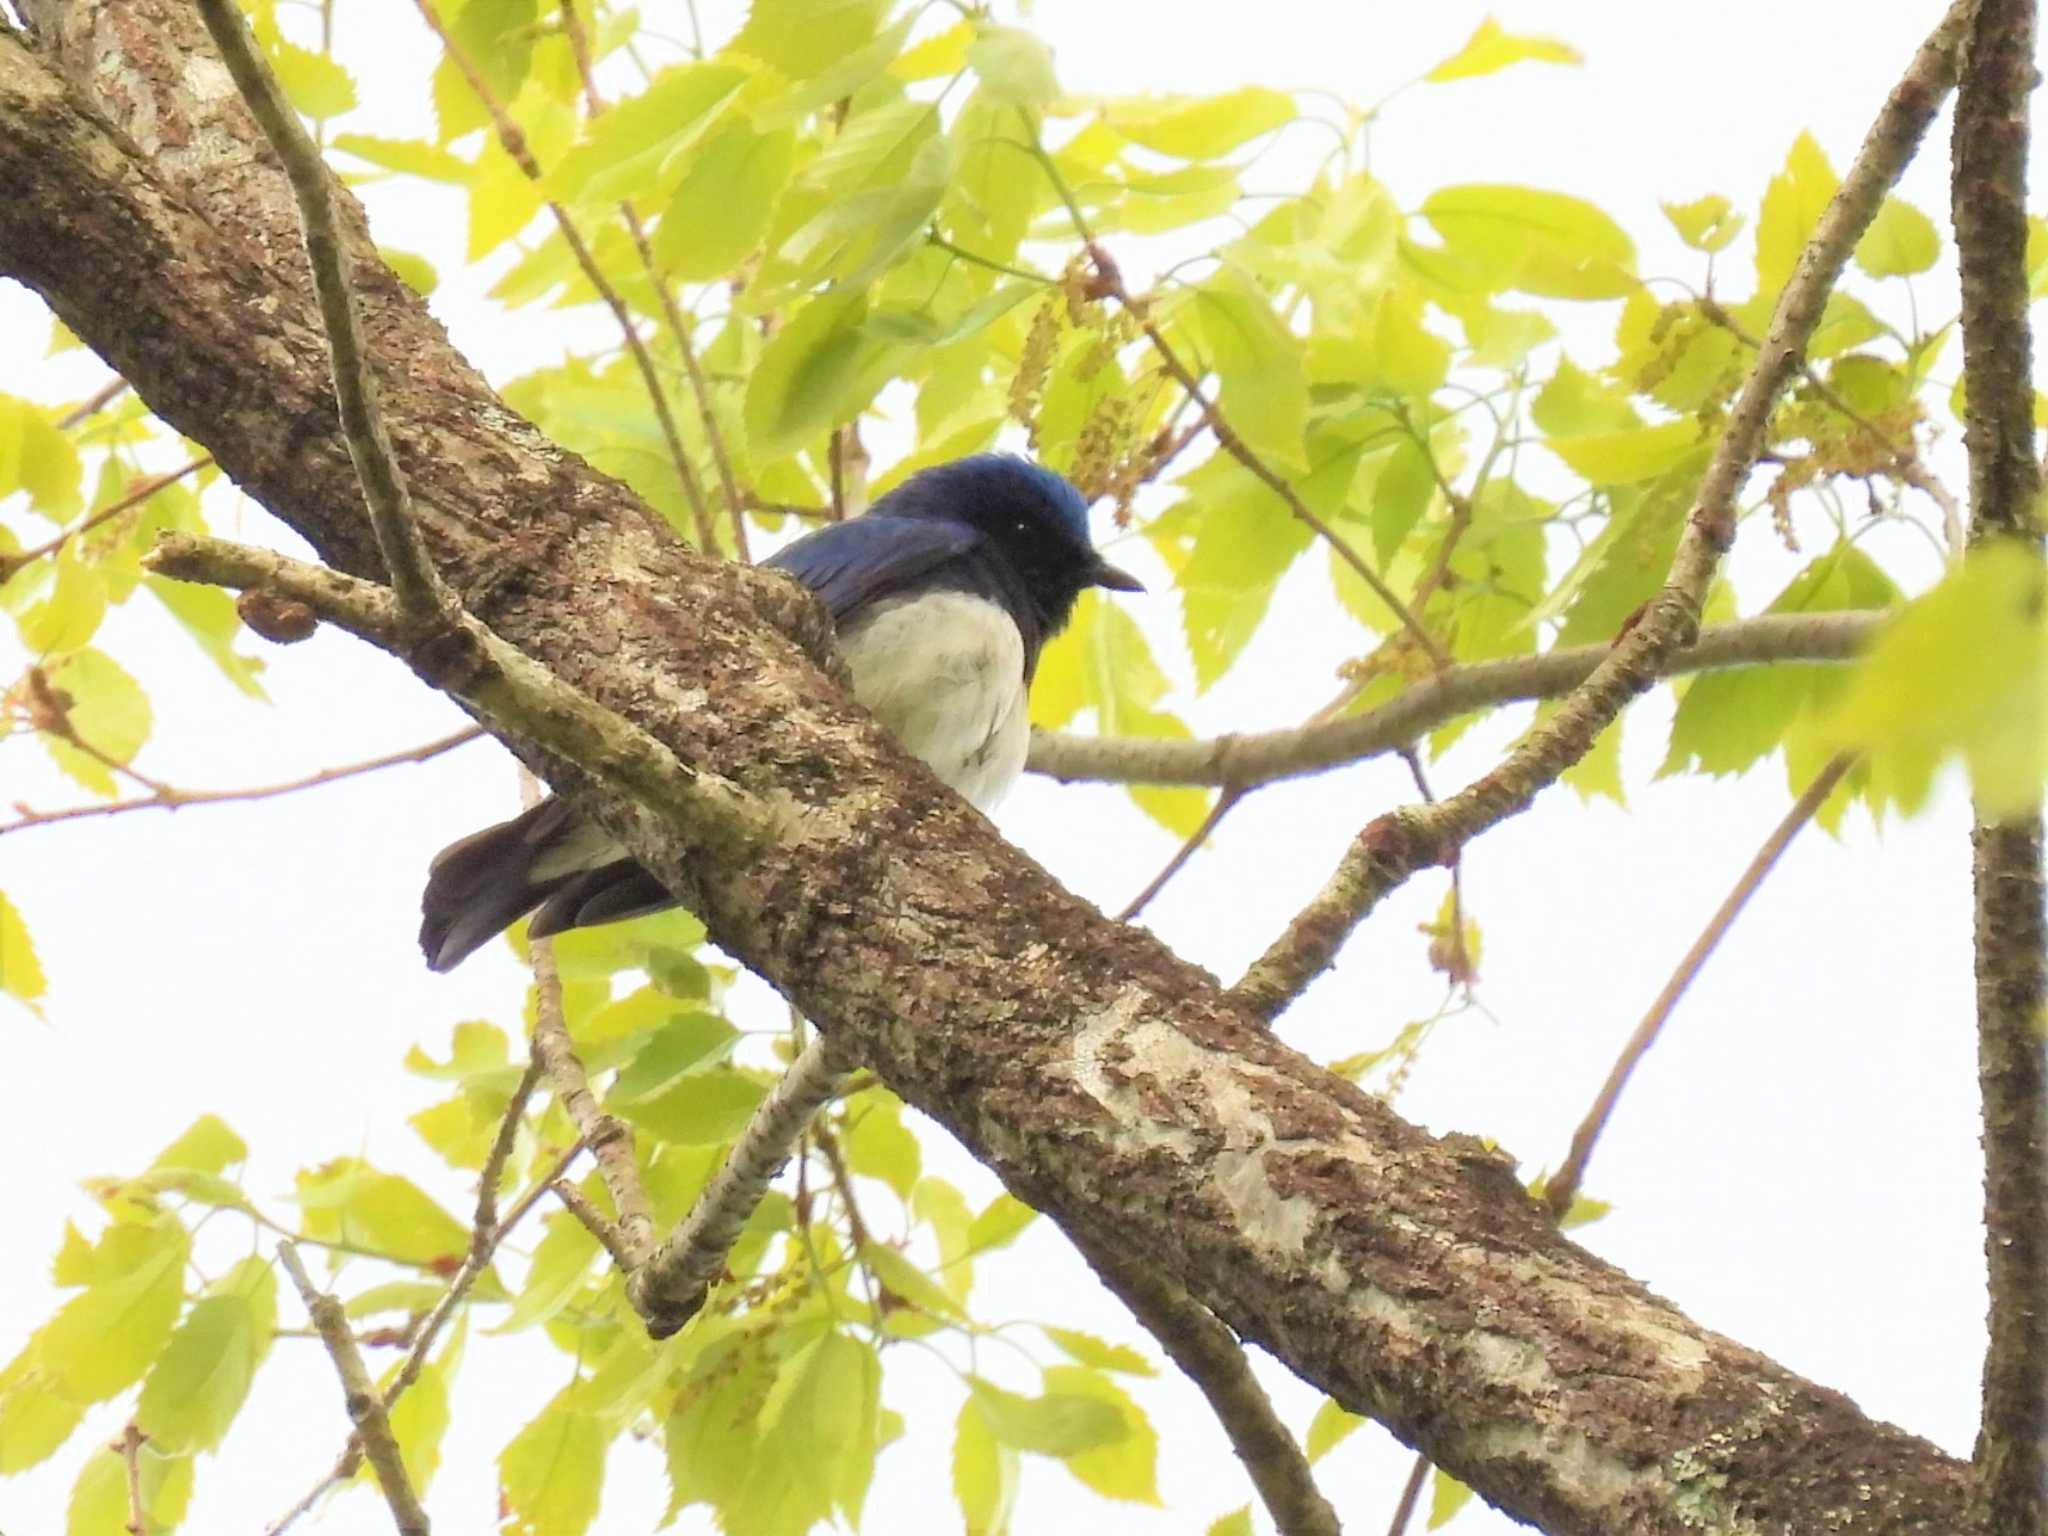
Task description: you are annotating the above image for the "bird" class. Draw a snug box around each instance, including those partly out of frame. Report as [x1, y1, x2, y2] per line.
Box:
[418, 453, 1142, 971]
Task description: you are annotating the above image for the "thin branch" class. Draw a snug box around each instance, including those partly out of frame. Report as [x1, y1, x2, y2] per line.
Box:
[552, 1177, 637, 1270]
[632, 1035, 854, 1336]
[1050, 226, 1450, 671]
[1078, 1230, 1342, 1536]
[1118, 787, 1244, 921]
[1029, 611, 1878, 790]
[1544, 752, 1855, 1220]
[275, 1242, 430, 1536]
[529, 927, 657, 1270]
[1383, 1452, 1430, 1536]
[1, 725, 483, 838]
[409, 0, 717, 553]
[192, 0, 454, 632]
[142, 533, 770, 860]
[1225, 1, 1972, 1026]
[1951, 0, 2048, 1523]
[56, 376, 129, 430]
[809, 1117, 874, 1254]
[0, 455, 210, 584]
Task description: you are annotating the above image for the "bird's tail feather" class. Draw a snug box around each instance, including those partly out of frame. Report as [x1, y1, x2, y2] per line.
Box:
[418, 799, 621, 971]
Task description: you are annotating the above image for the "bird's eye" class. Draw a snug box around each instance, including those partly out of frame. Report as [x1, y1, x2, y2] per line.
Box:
[1014, 519, 1030, 537]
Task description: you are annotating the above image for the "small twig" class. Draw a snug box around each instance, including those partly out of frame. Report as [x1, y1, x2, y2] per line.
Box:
[1544, 753, 1855, 1220]
[1398, 746, 1472, 988]
[1076, 1232, 1341, 1536]
[113, 1422, 147, 1536]
[528, 921, 657, 1271]
[1383, 1451, 1430, 1536]
[193, 0, 455, 632]
[1, 725, 482, 838]
[1224, 0, 1972, 1026]
[1117, 787, 1245, 921]
[632, 1035, 854, 1336]
[552, 1178, 637, 1270]
[0, 456, 210, 584]
[57, 376, 129, 430]
[275, 1242, 431, 1536]
[1028, 611, 1878, 791]
[410, 0, 716, 553]
[809, 1118, 873, 1253]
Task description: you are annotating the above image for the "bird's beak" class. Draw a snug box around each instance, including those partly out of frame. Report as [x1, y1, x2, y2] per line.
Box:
[1088, 557, 1144, 592]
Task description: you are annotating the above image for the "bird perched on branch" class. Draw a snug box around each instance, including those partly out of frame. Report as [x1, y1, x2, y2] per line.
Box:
[419, 453, 1141, 971]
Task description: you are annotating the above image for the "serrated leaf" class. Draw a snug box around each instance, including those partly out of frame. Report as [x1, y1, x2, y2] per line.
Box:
[1105, 87, 1294, 159]
[968, 1378, 1127, 1458]
[40, 646, 151, 796]
[1544, 418, 1705, 485]
[1429, 1468, 1476, 1528]
[135, 1256, 276, 1452]
[1855, 195, 1940, 278]
[1756, 131, 1839, 297]
[151, 1115, 247, 1176]
[19, 546, 104, 653]
[841, 1088, 921, 1198]
[1043, 1364, 1159, 1504]
[295, 1159, 469, 1267]
[378, 1338, 454, 1495]
[1189, 270, 1309, 470]
[744, 291, 902, 453]
[331, 133, 474, 182]
[953, 1394, 1018, 1536]
[1174, 454, 1318, 689]
[144, 575, 268, 698]
[0, 889, 48, 1013]
[498, 1204, 602, 1332]
[1422, 184, 1636, 300]
[434, 0, 536, 142]
[1425, 18, 1581, 82]
[966, 1192, 1036, 1254]
[968, 26, 1057, 107]
[547, 62, 752, 204]
[67, 1439, 191, 1536]
[0, 392, 83, 516]
[1305, 1397, 1365, 1462]
[42, 1217, 188, 1403]
[612, 1068, 766, 1144]
[655, 122, 795, 280]
[0, 1343, 83, 1473]
[500, 1392, 607, 1536]
[1042, 1326, 1154, 1376]
[270, 39, 357, 119]
[732, 0, 888, 78]
[1661, 193, 1745, 253]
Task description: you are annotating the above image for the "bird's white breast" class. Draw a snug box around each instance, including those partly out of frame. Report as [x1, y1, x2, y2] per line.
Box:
[839, 591, 1030, 810]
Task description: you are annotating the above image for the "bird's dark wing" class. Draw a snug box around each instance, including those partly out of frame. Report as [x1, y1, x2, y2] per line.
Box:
[764, 515, 981, 623]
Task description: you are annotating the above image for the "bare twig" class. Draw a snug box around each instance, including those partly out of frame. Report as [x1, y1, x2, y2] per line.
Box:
[1078, 1231, 1341, 1536]
[275, 1242, 430, 1536]
[192, 0, 454, 632]
[1028, 611, 1878, 790]
[1226, 1, 1972, 1026]
[632, 1035, 853, 1336]
[56, 376, 129, 430]
[0, 455, 210, 584]
[1545, 753, 1855, 1220]
[1950, 0, 2048, 1523]
[1384, 1451, 1430, 1536]
[552, 1177, 637, 1270]
[1118, 787, 1244, 921]
[410, 0, 716, 553]
[1, 725, 482, 838]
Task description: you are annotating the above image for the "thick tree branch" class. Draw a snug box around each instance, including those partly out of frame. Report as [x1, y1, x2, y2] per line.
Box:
[0, 10, 1985, 1532]
[1951, 0, 2048, 1526]
[1028, 612, 1877, 789]
[1228, 1, 1972, 1025]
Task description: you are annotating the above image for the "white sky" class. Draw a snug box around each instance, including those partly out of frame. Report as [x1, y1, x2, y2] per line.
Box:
[0, 2, 2006, 1533]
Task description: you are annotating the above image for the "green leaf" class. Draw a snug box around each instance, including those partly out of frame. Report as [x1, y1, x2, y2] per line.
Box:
[1544, 418, 1705, 485]
[498, 1205, 601, 1332]
[605, 1012, 739, 1101]
[968, 1377, 1128, 1458]
[1820, 542, 2046, 817]
[1208, 1509, 1254, 1536]
[295, 1158, 469, 1267]
[1854, 195, 1940, 278]
[1044, 1364, 1159, 1504]
[952, 1395, 1019, 1536]
[1425, 18, 1581, 81]
[968, 26, 1058, 108]
[732, 0, 888, 79]
[270, 39, 357, 119]
[0, 392, 83, 516]
[39, 646, 151, 797]
[1661, 194, 1745, 253]
[841, 1088, 921, 1198]
[144, 575, 268, 699]
[1422, 183, 1636, 300]
[135, 1256, 276, 1452]
[655, 122, 796, 280]
[0, 889, 48, 1014]
[1755, 132, 1839, 297]
[434, 0, 536, 141]
[548, 62, 752, 204]
[743, 291, 903, 454]
[1174, 455, 1317, 688]
[331, 133, 474, 182]
[0, 1331, 83, 1473]
[965, 1192, 1036, 1254]
[1429, 1468, 1476, 1528]
[151, 1114, 247, 1176]
[378, 1334, 456, 1495]
[1189, 270, 1310, 470]
[19, 546, 104, 653]
[1105, 87, 1295, 159]
[500, 1392, 607, 1536]
[765, 1330, 882, 1523]
[42, 1217, 188, 1403]
[863, 1242, 968, 1323]
[1305, 1397, 1365, 1462]
[612, 1068, 767, 1145]
[1042, 1326, 1154, 1376]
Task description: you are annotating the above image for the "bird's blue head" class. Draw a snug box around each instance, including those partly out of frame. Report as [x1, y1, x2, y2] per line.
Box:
[875, 453, 1141, 624]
